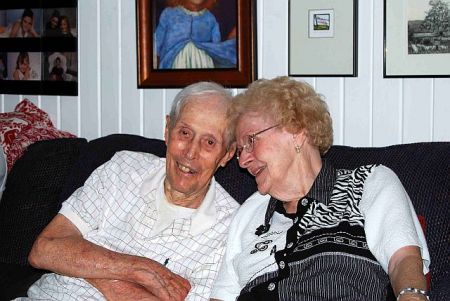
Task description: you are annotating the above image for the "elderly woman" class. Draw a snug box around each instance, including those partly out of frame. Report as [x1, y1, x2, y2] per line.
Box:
[211, 76, 430, 301]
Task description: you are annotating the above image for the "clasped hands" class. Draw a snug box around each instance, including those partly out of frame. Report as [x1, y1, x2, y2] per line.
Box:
[89, 259, 191, 301]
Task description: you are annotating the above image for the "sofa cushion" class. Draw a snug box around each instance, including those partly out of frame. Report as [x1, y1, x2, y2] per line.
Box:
[58, 134, 167, 202]
[0, 263, 46, 300]
[0, 138, 87, 265]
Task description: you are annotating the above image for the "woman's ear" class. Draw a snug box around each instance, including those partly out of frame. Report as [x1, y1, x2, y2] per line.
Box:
[292, 129, 308, 152]
[294, 129, 308, 145]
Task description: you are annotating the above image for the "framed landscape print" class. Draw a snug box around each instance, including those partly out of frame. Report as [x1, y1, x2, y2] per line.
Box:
[0, 0, 78, 95]
[289, 0, 358, 77]
[309, 9, 334, 38]
[384, 0, 450, 77]
[136, 0, 257, 88]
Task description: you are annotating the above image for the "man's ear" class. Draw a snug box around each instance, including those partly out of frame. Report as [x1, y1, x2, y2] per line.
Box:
[219, 142, 237, 168]
[164, 115, 170, 145]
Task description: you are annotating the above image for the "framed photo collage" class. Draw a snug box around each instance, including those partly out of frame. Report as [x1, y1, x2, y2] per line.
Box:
[0, 0, 78, 95]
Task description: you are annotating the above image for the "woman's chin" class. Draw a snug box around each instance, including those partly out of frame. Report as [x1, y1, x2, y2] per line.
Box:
[255, 181, 270, 196]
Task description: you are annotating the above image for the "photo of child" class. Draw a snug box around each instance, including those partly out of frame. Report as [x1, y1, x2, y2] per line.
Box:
[7, 52, 41, 80]
[153, 0, 237, 69]
[44, 52, 78, 82]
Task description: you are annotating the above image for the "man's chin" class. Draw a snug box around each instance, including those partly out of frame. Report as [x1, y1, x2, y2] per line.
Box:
[169, 182, 197, 196]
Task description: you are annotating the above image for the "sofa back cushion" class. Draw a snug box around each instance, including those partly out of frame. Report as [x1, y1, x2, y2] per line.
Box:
[0, 138, 87, 265]
[58, 134, 167, 202]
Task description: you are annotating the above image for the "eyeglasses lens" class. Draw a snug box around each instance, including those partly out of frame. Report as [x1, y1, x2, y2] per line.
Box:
[246, 135, 255, 153]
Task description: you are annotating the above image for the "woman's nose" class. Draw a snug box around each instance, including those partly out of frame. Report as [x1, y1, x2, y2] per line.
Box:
[238, 149, 253, 168]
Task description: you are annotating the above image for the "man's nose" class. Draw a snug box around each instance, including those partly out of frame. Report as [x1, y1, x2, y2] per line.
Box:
[185, 140, 200, 160]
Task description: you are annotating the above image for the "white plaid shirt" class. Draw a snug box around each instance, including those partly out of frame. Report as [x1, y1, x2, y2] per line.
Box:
[25, 151, 239, 301]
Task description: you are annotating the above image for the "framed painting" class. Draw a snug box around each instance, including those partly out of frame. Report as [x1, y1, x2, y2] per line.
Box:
[288, 0, 358, 77]
[136, 0, 256, 88]
[384, 0, 450, 77]
[0, 0, 78, 95]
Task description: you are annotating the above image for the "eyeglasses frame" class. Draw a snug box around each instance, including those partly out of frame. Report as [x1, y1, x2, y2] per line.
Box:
[236, 124, 279, 159]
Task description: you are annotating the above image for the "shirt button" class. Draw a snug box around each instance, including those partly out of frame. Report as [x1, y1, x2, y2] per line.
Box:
[301, 198, 308, 206]
[267, 282, 276, 291]
[279, 261, 285, 269]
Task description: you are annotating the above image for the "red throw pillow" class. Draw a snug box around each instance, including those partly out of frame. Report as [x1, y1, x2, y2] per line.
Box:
[1, 99, 53, 157]
[0, 99, 76, 171]
[6, 125, 76, 171]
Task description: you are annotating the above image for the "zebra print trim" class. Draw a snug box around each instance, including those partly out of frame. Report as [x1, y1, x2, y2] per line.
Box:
[294, 164, 377, 237]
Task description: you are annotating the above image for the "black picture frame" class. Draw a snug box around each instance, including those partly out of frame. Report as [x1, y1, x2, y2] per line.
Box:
[136, 0, 257, 88]
[288, 0, 358, 77]
[383, 0, 450, 78]
[0, 0, 78, 95]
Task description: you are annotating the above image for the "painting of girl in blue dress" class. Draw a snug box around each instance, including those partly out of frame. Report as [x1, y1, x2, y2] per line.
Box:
[154, 0, 237, 69]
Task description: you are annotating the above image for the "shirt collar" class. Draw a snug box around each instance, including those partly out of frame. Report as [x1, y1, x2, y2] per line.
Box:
[306, 159, 336, 205]
[257, 159, 336, 235]
[178, 6, 207, 16]
[139, 159, 217, 236]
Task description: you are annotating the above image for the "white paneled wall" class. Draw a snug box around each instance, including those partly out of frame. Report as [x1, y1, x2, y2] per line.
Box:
[1, 0, 449, 145]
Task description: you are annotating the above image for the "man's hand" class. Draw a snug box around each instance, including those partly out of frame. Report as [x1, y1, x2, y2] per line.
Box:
[89, 264, 191, 301]
[88, 279, 157, 301]
[89, 279, 167, 301]
[132, 260, 191, 301]
[90, 258, 191, 301]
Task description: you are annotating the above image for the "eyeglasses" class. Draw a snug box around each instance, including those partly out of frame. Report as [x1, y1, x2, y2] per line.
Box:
[236, 124, 279, 159]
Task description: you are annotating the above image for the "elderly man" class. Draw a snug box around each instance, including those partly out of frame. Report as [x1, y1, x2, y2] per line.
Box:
[21, 82, 239, 301]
